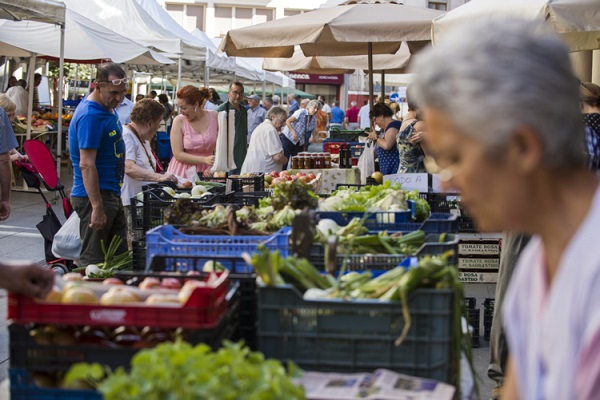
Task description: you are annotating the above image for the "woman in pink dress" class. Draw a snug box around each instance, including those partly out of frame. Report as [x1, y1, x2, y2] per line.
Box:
[167, 85, 217, 177]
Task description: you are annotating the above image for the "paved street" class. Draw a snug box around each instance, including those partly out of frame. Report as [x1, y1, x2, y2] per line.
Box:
[0, 175, 496, 399]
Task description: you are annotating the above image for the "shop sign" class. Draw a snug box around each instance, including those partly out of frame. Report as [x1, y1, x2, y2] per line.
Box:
[384, 173, 428, 192]
[459, 271, 498, 283]
[458, 241, 501, 256]
[458, 257, 500, 270]
[288, 73, 344, 84]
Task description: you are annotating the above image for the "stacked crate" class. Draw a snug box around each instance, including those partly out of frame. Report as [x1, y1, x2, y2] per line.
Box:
[464, 297, 480, 348]
[483, 298, 495, 341]
[457, 237, 501, 284]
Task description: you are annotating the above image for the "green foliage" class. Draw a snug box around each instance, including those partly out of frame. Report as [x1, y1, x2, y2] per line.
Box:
[65, 341, 306, 400]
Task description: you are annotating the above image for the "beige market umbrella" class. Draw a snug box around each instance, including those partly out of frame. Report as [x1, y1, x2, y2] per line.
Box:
[432, 0, 600, 52]
[219, 0, 443, 104]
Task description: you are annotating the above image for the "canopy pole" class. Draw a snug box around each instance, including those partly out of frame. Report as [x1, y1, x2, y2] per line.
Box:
[381, 71, 385, 103]
[89, 64, 94, 93]
[262, 76, 266, 102]
[368, 42, 374, 127]
[2, 58, 8, 92]
[177, 56, 182, 96]
[56, 23, 65, 180]
[204, 63, 210, 88]
[74, 64, 79, 103]
[26, 54, 36, 141]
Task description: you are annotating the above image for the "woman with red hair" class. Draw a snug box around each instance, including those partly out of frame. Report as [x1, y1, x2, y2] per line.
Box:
[167, 85, 217, 177]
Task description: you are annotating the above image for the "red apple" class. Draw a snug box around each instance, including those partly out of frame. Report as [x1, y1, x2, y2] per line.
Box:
[280, 171, 290, 178]
[299, 176, 311, 184]
[296, 171, 306, 177]
[291, 175, 299, 180]
[272, 177, 286, 185]
[308, 173, 317, 180]
[160, 278, 182, 289]
[270, 171, 280, 178]
[139, 277, 161, 290]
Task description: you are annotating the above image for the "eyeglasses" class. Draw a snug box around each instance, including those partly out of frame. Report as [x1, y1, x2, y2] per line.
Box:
[230, 90, 244, 96]
[423, 156, 460, 182]
[99, 78, 129, 85]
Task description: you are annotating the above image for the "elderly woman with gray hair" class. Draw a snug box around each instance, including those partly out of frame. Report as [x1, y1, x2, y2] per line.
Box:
[412, 18, 600, 400]
[241, 106, 289, 174]
[280, 99, 322, 159]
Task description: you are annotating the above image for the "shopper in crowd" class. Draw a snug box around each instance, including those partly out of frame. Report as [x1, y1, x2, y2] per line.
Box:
[396, 89, 426, 173]
[317, 95, 332, 124]
[208, 88, 223, 107]
[0, 107, 18, 221]
[158, 93, 174, 135]
[121, 99, 177, 249]
[357, 100, 371, 130]
[68, 62, 128, 267]
[300, 98, 309, 109]
[217, 82, 247, 174]
[366, 103, 400, 175]
[116, 95, 134, 126]
[580, 82, 600, 170]
[389, 102, 402, 121]
[6, 79, 28, 117]
[0, 94, 26, 163]
[0, 260, 54, 298]
[241, 106, 288, 174]
[272, 95, 281, 106]
[29, 73, 44, 114]
[263, 97, 274, 111]
[315, 100, 328, 135]
[147, 90, 157, 100]
[345, 101, 359, 130]
[287, 93, 299, 117]
[135, 94, 145, 102]
[330, 101, 345, 129]
[4, 76, 17, 93]
[281, 99, 321, 159]
[247, 94, 266, 144]
[412, 18, 600, 400]
[167, 85, 217, 177]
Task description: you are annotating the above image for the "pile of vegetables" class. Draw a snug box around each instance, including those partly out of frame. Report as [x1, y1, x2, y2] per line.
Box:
[248, 247, 475, 394]
[74, 236, 132, 278]
[164, 202, 297, 235]
[65, 341, 305, 400]
[318, 181, 431, 222]
[260, 179, 318, 211]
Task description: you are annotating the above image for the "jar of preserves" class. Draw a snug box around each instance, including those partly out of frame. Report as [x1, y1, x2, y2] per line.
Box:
[313, 154, 323, 169]
[292, 156, 300, 170]
[324, 153, 332, 169]
[303, 155, 312, 169]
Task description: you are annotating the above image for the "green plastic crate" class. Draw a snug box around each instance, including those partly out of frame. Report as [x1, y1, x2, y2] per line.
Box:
[258, 285, 454, 383]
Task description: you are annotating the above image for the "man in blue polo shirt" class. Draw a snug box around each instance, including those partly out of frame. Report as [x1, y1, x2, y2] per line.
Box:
[69, 62, 128, 267]
[330, 101, 345, 129]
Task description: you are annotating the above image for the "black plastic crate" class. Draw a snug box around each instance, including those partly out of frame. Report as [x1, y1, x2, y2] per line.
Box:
[9, 285, 240, 373]
[426, 193, 477, 233]
[464, 297, 476, 310]
[228, 191, 272, 207]
[10, 369, 102, 400]
[132, 239, 146, 271]
[483, 298, 495, 310]
[229, 173, 265, 192]
[309, 233, 459, 272]
[258, 284, 454, 383]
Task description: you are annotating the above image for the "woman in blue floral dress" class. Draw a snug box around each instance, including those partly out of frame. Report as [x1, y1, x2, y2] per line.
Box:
[366, 103, 400, 175]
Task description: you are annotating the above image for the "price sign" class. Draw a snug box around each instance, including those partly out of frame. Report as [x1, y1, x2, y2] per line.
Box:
[383, 173, 428, 192]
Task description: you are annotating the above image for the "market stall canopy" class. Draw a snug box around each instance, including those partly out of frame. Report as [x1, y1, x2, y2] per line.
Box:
[189, 29, 237, 73]
[0, 0, 65, 25]
[62, 0, 204, 58]
[432, 0, 600, 52]
[218, 1, 443, 58]
[263, 43, 411, 74]
[0, 8, 174, 64]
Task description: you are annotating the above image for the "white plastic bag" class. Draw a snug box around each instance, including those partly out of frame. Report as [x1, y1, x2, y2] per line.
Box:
[212, 110, 236, 172]
[358, 140, 376, 184]
[52, 211, 81, 260]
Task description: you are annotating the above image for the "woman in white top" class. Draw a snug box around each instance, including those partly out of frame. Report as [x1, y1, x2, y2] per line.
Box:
[121, 98, 177, 248]
[241, 106, 288, 174]
[412, 19, 600, 400]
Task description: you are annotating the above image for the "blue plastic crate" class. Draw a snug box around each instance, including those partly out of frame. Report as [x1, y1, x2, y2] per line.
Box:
[316, 210, 458, 233]
[10, 369, 102, 400]
[145, 225, 291, 272]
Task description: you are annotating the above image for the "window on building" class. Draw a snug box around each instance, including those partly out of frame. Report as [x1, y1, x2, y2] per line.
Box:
[255, 8, 274, 24]
[215, 6, 233, 37]
[428, 1, 447, 10]
[235, 7, 253, 29]
[166, 3, 205, 31]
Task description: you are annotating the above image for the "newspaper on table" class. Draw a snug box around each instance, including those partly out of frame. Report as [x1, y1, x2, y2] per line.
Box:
[300, 369, 455, 400]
